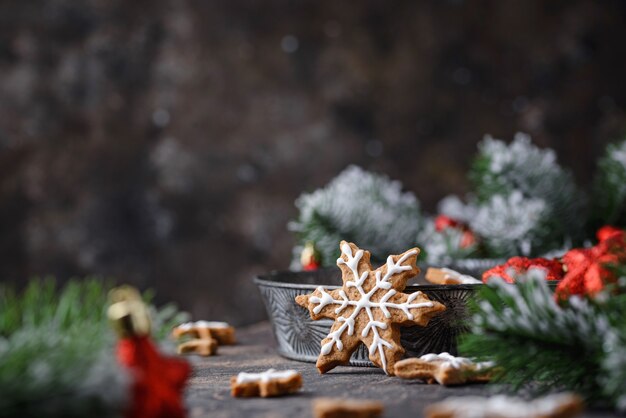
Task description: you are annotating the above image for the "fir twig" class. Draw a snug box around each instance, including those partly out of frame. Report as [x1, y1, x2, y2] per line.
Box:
[468, 133, 585, 256]
[590, 139, 626, 231]
[460, 271, 626, 409]
[0, 278, 189, 417]
[289, 165, 422, 267]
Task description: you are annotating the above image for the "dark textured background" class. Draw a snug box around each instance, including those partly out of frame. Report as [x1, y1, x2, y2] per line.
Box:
[0, 0, 625, 325]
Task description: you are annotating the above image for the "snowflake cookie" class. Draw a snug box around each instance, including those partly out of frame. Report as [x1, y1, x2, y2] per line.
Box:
[295, 241, 446, 375]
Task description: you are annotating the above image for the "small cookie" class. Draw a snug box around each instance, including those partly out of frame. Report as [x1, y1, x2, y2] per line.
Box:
[313, 398, 384, 418]
[296, 241, 446, 375]
[230, 369, 302, 398]
[424, 393, 583, 418]
[425, 268, 481, 285]
[395, 352, 494, 385]
[177, 338, 218, 356]
[173, 321, 236, 345]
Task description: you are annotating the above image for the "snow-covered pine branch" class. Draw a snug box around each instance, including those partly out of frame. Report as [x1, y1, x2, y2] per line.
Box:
[591, 139, 626, 229]
[463, 268, 626, 410]
[470, 191, 547, 258]
[289, 165, 422, 269]
[417, 216, 479, 264]
[469, 133, 585, 255]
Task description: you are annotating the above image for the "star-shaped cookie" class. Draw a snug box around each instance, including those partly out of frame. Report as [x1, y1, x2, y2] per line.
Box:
[394, 353, 495, 385]
[296, 241, 446, 375]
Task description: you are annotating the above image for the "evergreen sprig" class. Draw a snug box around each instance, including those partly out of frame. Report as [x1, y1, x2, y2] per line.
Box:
[0, 278, 189, 418]
[469, 191, 549, 258]
[289, 134, 626, 266]
[417, 217, 479, 264]
[289, 165, 422, 267]
[590, 140, 626, 231]
[460, 271, 626, 409]
[468, 133, 586, 255]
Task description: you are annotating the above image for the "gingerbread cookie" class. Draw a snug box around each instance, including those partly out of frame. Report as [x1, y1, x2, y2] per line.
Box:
[230, 369, 302, 398]
[172, 321, 236, 345]
[296, 241, 446, 375]
[394, 352, 494, 385]
[177, 338, 218, 356]
[313, 398, 384, 418]
[425, 268, 481, 285]
[424, 393, 583, 418]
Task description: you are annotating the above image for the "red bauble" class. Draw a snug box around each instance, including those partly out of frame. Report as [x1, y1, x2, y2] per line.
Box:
[117, 336, 191, 418]
[460, 230, 477, 249]
[300, 242, 321, 271]
[596, 225, 625, 243]
[303, 260, 321, 271]
[434, 215, 460, 232]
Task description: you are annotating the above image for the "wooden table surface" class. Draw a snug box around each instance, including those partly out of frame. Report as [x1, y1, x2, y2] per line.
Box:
[185, 322, 618, 418]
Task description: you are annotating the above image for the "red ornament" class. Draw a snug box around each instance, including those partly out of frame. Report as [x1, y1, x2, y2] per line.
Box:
[596, 225, 625, 243]
[434, 215, 460, 232]
[303, 261, 320, 271]
[481, 226, 626, 301]
[301, 242, 321, 271]
[434, 215, 477, 249]
[555, 226, 626, 301]
[117, 336, 191, 418]
[482, 256, 564, 284]
[460, 230, 477, 249]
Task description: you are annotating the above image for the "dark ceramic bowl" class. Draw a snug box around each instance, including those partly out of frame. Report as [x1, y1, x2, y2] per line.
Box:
[254, 267, 484, 367]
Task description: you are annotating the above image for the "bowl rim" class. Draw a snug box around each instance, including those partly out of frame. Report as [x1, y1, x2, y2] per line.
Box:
[253, 271, 484, 291]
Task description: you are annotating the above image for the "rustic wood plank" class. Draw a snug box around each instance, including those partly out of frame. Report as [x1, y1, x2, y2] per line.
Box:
[185, 322, 618, 418]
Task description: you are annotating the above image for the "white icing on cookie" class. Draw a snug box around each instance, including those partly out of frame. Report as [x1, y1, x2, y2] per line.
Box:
[420, 352, 495, 370]
[439, 268, 482, 284]
[310, 243, 434, 374]
[177, 321, 229, 330]
[236, 369, 298, 384]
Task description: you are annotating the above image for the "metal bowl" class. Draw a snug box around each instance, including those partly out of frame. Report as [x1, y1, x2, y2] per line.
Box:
[254, 267, 484, 367]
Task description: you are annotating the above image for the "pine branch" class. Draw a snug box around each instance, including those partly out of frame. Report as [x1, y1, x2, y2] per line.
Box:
[590, 139, 626, 231]
[469, 191, 550, 258]
[290, 165, 422, 267]
[459, 272, 626, 408]
[0, 278, 189, 417]
[468, 133, 586, 256]
[417, 218, 479, 264]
